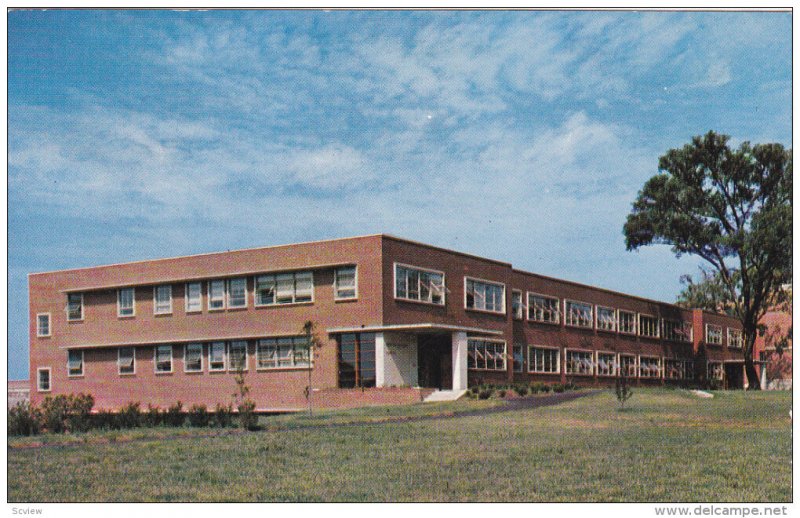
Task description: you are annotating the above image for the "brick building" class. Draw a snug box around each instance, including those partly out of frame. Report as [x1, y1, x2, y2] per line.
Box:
[28, 234, 746, 411]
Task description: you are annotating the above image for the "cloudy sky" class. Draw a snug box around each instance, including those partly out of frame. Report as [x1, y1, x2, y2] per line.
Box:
[8, 10, 791, 379]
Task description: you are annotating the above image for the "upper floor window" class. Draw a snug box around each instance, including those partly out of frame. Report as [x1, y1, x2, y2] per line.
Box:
[37, 367, 51, 392]
[334, 266, 357, 300]
[227, 278, 247, 309]
[209, 280, 225, 310]
[465, 278, 505, 313]
[394, 264, 445, 305]
[528, 294, 560, 324]
[255, 272, 314, 306]
[185, 282, 202, 312]
[154, 285, 172, 315]
[596, 306, 616, 332]
[663, 320, 692, 342]
[117, 288, 135, 317]
[511, 291, 524, 320]
[118, 347, 135, 375]
[639, 314, 660, 338]
[68, 350, 84, 377]
[618, 310, 637, 334]
[467, 339, 507, 370]
[155, 345, 173, 373]
[706, 324, 723, 345]
[564, 301, 593, 328]
[36, 313, 51, 337]
[67, 293, 83, 321]
[727, 328, 743, 349]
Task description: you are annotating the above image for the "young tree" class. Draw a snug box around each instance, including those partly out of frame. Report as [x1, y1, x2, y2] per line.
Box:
[302, 320, 324, 416]
[623, 131, 791, 389]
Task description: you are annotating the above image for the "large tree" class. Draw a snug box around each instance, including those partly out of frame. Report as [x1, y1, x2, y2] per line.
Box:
[623, 131, 792, 389]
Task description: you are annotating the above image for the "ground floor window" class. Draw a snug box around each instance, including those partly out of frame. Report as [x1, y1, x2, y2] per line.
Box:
[257, 337, 311, 369]
[209, 342, 226, 371]
[227, 341, 248, 371]
[664, 359, 693, 380]
[513, 344, 524, 372]
[639, 356, 661, 378]
[184, 343, 203, 372]
[596, 352, 618, 376]
[565, 350, 593, 375]
[155, 345, 173, 373]
[619, 354, 637, 377]
[37, 367, 51, 392]
[528, 346, 559, 374]
[337, 333, 376, 388]
[68, 350, 84, 377]
[467, 339, 507, 371]
[118, 347, 135, 375]
[707, 361, 724, 381]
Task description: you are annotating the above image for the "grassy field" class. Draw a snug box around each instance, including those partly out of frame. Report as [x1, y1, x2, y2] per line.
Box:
[7, 389, 791, 502]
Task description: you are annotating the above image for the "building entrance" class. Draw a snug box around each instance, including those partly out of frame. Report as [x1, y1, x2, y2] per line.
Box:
[417, 334, 452, 390]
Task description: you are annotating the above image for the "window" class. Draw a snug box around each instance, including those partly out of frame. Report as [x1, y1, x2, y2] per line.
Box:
[513, 344, 524, 372]
[564, 301, 593, 328]
[707, 361, 724, 381]
[118, 347, 135, 375]
[596, 352, 618, 376]
[528, 294, 560, 324]
[185, 282, 202, 312]
[528, 346, 559, 374]
[334, 266, 357, 300]
[467, 339, 507, 371]
[663, 320, 693, 342]
[37, 368, 51, 392]
[209, 342, 226, 371]
[117, 288, 135, 317]
[706, 324, 723, 345]
[665, 359, 693, 380]
[465, 278, 505, 313]
[67, 293, 83, 321]
[228, 341, 248, 371]
[511, 291, 524, 320]
[596, 306, 616, 332]
[184, 343, 203, 373]
[394, 264, 445, 305]
[620, 354, 637, 377]
[639, 356, 661, 378]
[255, 272, 315, 306]
[618, 310, 637, 334]
[208, 280, 225, 310]
[565, 350, 593, 375]
[227, 278, 247, 309]
[639, 314, 660, 338]
[36, 313, 51, 337]
[68, 350, 83, 377]
[257, 336, 311, 369]
[337, 333, 375, 388]
[154, 285, 172, 314]
[728, 328, 743, 349]
[154, 345, 173, 373]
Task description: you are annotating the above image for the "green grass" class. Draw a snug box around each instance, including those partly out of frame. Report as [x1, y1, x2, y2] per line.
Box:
[7, 389, 791, 502]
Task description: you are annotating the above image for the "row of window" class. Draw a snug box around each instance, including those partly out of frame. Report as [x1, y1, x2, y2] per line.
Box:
[706, 325, 743, 348]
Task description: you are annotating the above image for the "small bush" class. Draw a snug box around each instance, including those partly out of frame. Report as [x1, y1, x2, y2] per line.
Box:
[118, 402, 142, 429]
[66, 393, 95, 433]
[514, 385, 529, 397]
[94, 410, 121, 430]
[469, 386, 480, 395]
[478, 389, 492, 400]
[238, 400, 258, 430]
[144, 404, 163, 427]
[165, 402, 185, 427]
[188, 404, 210, 427]
[40, 395, 70, 433]
[497, 389, 507, 398]
[564, 381, 578, 391]
[214, 404, 233, 428]
[8, 401, 41, 436]
[552, 383, 566, 393]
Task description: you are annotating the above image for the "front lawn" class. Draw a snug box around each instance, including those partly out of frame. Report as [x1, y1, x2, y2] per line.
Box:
[7, 389, 791, 502]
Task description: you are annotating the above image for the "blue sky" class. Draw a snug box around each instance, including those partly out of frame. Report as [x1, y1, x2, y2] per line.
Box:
[8, 10, 791, 380]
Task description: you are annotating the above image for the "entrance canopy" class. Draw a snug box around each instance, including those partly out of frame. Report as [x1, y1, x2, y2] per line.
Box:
[326, 322, 502, 336]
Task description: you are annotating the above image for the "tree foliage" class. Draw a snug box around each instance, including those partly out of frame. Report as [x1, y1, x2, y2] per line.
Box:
[624, 131, 792, 389]
[676, 267, 737, 315]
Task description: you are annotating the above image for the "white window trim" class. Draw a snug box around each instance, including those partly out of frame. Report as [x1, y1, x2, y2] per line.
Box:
[208, 280, 226, 311]
[227, 341, 249, 372]
[707, 360, 724, 380]
[619, 353, 638, 378]
[563, 299, 594, 329]
[154, 345, 173, 374]
[638, 355, 662, 379]
[527, 345, 561, 374]
[36, 312, 51, 337]
[334, 265, 359, 301]
[153, 285, 173, 315]
[595, 350, 619, 377]
[37, 367, 51, 392]
[185, 282, 203, 313]
[117, 288, 136, 318]
[727, 328, 743, 349]
[393, 262, 447, 306]
[253, 271, 316, 307]
[67, 350, 84, 378]
[512, 343, 525, 372]
[664, 358, 692, 380]
[617, 309, 638, 335]
[183, 343, 204, 373]
[511, 290, 524, 320]
[526, 292, 561, 325]
[226, 278, 248, 309]
[467, 338, 507, 371]
[705, 324, 723, 346]
[208, 342, 227, 372]
[464, 276, 506, 314]
[564, 348, 595, 376]
[117, 346, 136, 376]
[256, 337, 313, 370]
[66, 293, 84, 322]
[662, 319, 693, 343]
[595, 306, 617, 333]
[638, 313, 660, 339]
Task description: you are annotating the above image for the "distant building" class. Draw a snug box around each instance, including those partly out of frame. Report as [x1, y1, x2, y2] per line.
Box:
[29, 234, 746, 411]
[8, 379, 30, 407]
[755, 285, 792, 390]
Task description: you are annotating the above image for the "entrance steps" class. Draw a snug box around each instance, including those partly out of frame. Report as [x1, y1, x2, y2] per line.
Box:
[423, 389, 468, 403]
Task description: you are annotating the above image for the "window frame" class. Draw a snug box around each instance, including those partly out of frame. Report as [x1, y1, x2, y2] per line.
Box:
[511, 290, 524, 320]
[208, 280, 226, 311]
[564, 299, 594, 329]
[154, 345, 173, 374]
[254, 271, 316, 307]
[527, 345, 560, 374]
[153, 285, 173, 315]
[618, 310, 637, 335]
[467, 338, 507, 371]
[226, 278, 248, 309]
[184, 343, 204, 373]
[596, 351, 618, 377]
[662, 319, 693, 343]
[727, 328, 743, 349]
[527, 292, 560, 325]
[227, 341, 249, 372]
[638, 355, 662, 379]
[118, 346, 136, 375]
[619, 353, 638, 378]
[334, 266, 358, 301]
[595, 306, 617, 332]
[707, 361, 724, 381]
[117, 287, 136, 318]
[66, 293, 84, 322]
[512, 344, 524, 372]
[638, 313, 660, 339]
[564, 348, 594, 376]
[36, 313, 51, 337]
[185, 282, 203, 313]
[256, 336, 312, 370]
[464, 276, 506, 314]
[664, 358, 692, 380]
[705, 324, 723, 346]
[37, 367, 51, 392]
[393, 262, 446, 306]
[208, 341, 226, 371]
[67, 349, 84, 377]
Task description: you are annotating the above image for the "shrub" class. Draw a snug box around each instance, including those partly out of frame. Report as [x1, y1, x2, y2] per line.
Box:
[514, 385, 529, 397]
[8, 401, 41, 436]
[497, 389, 507, 398]
[564, 381, 579, 391]
[94, 410, 121, 430]
[144, 404, 163, 427]
[188, 404, 210, 427]
[165, 402, 185, 427]
[118, 402, 142, 429]
[552, 383, 566, 393]
[469, 386, 480, 395]
[40, 395, 70, 433]
[478, 389, 492, 400]
[238, 400, 258, 430]
[214, 403, 233, 428]
[66, 393, 94, 433]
